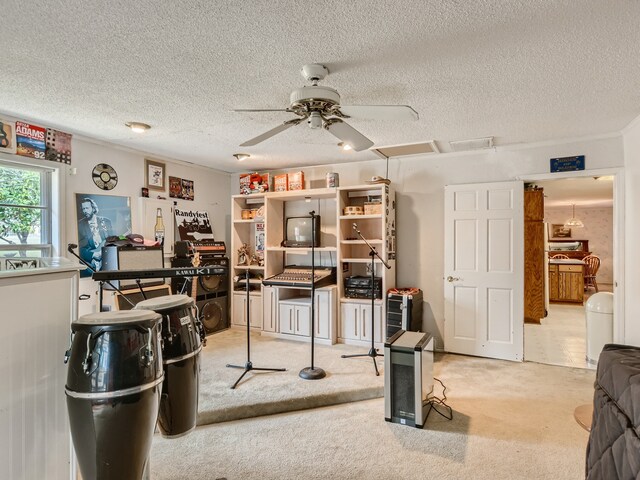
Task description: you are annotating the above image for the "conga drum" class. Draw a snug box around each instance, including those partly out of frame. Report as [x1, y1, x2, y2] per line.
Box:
[135, 294, 202, 437]
[65, 310, 163, 480]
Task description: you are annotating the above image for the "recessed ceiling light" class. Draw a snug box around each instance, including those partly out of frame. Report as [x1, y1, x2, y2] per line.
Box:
[338, 142, 352, 151]
[125, 122, 151, 133]
[233, 153, 250, 161]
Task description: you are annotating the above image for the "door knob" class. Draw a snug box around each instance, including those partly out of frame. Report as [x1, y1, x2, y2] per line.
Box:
[447, 276, 460, 282]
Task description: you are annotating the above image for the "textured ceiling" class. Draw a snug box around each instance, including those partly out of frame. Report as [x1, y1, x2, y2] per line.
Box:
[1, 1, 640, 173]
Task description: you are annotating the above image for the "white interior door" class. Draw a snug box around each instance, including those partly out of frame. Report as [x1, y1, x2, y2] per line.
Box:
[444, 181, 524, 361]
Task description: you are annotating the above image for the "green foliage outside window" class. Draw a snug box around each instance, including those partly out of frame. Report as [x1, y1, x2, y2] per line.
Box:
[0, 165, 42, 248]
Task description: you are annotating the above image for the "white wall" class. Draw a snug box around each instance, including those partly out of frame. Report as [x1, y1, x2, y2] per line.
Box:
[623, 117, 640, 345]
[236, 135, 624, 349]
[1, 130, 231, 314]
[545, 205, 613, 283]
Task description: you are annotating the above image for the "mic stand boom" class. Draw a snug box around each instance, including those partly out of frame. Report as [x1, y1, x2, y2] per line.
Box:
[341, 223, 391, 376]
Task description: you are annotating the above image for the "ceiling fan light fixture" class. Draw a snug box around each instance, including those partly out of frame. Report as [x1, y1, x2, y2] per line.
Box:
[338, 142, 352, 151]
[564, 204, 584, 228]
[233, 153, 250, 161]
[125, 122, 151, 133]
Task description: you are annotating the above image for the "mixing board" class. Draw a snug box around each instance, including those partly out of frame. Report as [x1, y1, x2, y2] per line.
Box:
[262, 266, 336, 288]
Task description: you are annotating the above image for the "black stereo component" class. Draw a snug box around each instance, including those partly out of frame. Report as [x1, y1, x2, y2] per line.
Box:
[196, 294, 229, 336]
[344, 276, 382, 299]
[386, 289, 423, 339]
[195, 255, 229, 297]
[101, 245, 164, 290]
[174, 241, 194, 258]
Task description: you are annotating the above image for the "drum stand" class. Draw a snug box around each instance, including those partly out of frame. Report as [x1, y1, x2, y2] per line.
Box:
[226, 269, 286, 389]
[341, 224, 391, 376]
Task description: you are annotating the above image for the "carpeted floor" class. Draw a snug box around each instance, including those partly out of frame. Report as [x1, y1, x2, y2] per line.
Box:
[152, 348, 596, 480]
[197, 329, 384, 424]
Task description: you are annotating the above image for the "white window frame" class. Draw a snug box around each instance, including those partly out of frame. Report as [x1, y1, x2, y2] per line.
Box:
[0, 158, 54, 257]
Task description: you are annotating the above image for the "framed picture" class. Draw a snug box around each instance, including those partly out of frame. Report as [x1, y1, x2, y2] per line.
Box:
[0, 117, 17, 154]
[145, 158, 165, 191]
[551, 223, 572, 238]
[75, 193, 132, 277]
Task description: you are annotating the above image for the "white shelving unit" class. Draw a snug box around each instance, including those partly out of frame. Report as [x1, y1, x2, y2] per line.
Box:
[336, 184, 396, 348]
[230, 184, 395, 347]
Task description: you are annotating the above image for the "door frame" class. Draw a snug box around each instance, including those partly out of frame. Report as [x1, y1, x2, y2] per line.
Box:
[518, 167, 625, 343]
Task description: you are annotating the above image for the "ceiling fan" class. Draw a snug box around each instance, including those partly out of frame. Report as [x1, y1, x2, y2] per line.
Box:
[235, 64, 419, 151]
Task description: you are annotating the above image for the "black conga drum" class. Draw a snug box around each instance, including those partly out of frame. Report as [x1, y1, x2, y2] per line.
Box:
[135, 294, 202, 437]
[65, 310, 163, 480]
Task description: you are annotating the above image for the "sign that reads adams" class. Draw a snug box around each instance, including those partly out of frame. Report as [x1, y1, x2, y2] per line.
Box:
[16, 121, 46, 160]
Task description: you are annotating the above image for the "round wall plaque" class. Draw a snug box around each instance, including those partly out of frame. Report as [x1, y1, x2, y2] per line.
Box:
[92, 163, 118, 190]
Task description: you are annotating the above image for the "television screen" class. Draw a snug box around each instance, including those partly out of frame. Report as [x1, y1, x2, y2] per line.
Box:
[284, 216, 321, 247]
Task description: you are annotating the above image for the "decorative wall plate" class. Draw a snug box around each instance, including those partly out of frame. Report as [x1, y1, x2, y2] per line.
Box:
[92, 163, 118, 190]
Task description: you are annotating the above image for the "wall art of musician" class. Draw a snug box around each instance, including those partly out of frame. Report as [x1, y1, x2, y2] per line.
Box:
[75, 193, 131, 277]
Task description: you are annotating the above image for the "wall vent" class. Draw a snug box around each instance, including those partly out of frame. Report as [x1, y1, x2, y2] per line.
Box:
[371, 141, 439, 159]
[449, 136, 494, 152]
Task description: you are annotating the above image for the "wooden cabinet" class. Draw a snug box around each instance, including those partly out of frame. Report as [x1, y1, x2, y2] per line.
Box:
[340, 302, 383, 343]
[232, 292, 262, 328]
[524, 189, 545, 323]
[336, 184, 395, 347]
[548, 263, 584, 303]
[279, 298, 311, 336]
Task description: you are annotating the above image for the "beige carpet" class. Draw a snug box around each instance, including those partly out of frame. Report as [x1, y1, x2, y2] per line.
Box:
[197, 329, 384, 425]
[152, 352, 595, 480]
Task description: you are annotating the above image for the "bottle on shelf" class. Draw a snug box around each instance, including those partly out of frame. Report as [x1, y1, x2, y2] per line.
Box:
[154, 208, 165, 246]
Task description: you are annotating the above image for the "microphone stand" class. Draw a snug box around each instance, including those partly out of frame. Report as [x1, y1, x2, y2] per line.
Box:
[226, 269, 286, 389]
[67, 244, 136, 310]
[299, 210, 326, 380]
[341, 223, 391, 376]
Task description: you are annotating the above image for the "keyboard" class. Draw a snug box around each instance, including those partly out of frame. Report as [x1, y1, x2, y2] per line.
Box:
[263, 266, 336, 288]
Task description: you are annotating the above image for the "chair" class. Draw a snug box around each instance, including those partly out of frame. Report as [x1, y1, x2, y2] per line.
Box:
[550, 253, 570, 259]
[583, 255, 601, 292]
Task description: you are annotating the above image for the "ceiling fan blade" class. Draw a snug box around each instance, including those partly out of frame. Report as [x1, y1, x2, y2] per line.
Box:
[339, 105, 419, 121]
[234, 108, 292, 112]
[240, 118, 303, 147]
[324, 119, 374, 151]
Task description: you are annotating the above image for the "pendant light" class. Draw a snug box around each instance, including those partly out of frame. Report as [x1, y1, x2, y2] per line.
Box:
[564, 204, 584, 228]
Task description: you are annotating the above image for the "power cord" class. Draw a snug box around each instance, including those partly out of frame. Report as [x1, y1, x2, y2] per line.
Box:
[423, 377, 453, 422]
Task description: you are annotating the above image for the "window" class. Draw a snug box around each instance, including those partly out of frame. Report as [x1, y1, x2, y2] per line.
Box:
[0, 160, 53, 258]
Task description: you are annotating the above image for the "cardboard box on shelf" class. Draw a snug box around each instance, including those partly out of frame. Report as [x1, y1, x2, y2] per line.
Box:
[240, 172, 270, 195]
[288, 171, 305, 190]
[273, 173, 288, 192]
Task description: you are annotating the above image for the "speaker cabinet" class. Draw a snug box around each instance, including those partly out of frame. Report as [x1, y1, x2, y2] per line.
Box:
[114, 284, 172, 310]
[194, 256, 229, 296]
[386, 289, 423, 340]
[384, 330, 434, 428]
[102, 245, 164, 290]
[196, 294, 229, 335]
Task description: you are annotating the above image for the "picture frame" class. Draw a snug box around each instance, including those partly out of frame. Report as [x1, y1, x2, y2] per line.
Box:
[551, 223, 572, 238]
[145, 158, 165, 191]
[75, 193, 132, 277]
[0, 117, 17, 154]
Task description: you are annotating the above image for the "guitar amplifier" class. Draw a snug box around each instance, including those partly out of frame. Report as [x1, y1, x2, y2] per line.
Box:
[386, 288, 423, 339]
[101, 245, 164, 290]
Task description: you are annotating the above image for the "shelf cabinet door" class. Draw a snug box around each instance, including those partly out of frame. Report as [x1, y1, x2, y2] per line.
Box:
[340, 303, 360, 340]
[232, 293, 247, 326]
[262, 286, 278, 332]
[279, 303, 295, 334]
[360, 304, 382, 342]
[294, 305, 311, 337]
[249, 295, 263, 328]
[548, 264, 559, 301]
[314, 290, 331, 339]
